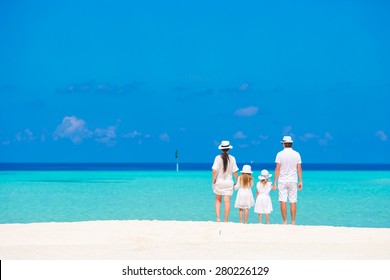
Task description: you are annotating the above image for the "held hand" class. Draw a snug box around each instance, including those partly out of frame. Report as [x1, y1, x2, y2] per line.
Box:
[272, 185, 277, 190]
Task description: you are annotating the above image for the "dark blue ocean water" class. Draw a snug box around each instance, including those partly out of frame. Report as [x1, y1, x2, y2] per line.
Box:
[1, 162, 390, 171]
[1, 163, 390, 228]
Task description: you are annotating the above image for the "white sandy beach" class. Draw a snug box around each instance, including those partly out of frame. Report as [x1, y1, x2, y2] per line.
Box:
[0, 220, 389, 260]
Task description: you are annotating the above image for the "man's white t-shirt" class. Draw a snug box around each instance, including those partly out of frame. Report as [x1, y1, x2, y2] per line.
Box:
[275, 148, 302, 183]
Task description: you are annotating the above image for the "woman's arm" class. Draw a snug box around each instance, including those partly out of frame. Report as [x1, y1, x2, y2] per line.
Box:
[212, 169, 217, 184]
[233, 171, 238, 182]
[234, 175, 240, 190]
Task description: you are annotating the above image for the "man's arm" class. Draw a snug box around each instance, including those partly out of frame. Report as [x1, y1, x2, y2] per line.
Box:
[273, 163, 280, 188]
[297, 163, 303, 190]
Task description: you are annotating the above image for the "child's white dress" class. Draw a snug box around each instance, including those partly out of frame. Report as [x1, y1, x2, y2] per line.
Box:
[254, 182, 273, 214]
[234, 178, 255, 209]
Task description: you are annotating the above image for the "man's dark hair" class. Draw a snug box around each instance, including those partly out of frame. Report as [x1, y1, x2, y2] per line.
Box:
[284, 143, 293, 148]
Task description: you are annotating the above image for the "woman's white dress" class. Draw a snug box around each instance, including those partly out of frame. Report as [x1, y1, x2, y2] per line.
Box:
[254, 182, 273, 214]
[212, 154, 239, 196]
[234, 177, 255, 209]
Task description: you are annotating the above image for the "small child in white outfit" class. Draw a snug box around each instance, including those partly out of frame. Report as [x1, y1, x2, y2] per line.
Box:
[234, 165, 255, 224]
[254, 169, 276, 224]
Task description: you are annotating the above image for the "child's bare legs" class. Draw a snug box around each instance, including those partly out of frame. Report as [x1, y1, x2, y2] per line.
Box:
[244, 208, 249, 224]
[265, 214, 270, 224]
[258, 214, 262, 224]
[238, 208, 243, 223]
[223, 195, 230, 222]
[215, 195, 222, 222]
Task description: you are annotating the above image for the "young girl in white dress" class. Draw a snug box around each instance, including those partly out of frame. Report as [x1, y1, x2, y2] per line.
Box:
[234, 165, 255, 224]
[254, 169, 276, 224]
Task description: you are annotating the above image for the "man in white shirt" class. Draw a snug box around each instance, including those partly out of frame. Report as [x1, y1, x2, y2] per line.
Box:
[273, 136, 303, 225]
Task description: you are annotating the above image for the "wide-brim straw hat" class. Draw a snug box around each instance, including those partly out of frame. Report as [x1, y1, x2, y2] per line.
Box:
[218, 140, 233, 150]
[258, 169, 272, 180]
[281, 136, 293, 143]
[240, 164, 253, 174]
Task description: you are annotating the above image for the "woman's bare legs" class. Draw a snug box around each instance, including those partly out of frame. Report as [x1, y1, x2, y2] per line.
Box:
[215, 195, 231, 222]
[215, 195, 222, 222]
[223, 195, 230, 222]
[238, 209, 243, 223]
[258, 214, 262, 224]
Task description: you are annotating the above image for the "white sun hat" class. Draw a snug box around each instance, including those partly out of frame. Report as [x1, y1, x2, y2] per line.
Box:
[240, 165, 253, 174]
[218, 140, 233, 150]
[258, 169, 272, 180]
[281, 136, 293, 143]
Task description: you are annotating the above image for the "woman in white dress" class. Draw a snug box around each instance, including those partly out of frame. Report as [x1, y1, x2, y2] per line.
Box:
[254, 169, 276, 224]
[234, 165, 255, 224]
[212, 140, 239, 222]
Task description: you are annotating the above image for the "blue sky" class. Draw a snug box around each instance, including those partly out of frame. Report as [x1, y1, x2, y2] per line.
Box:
[0, 0, 389, 163]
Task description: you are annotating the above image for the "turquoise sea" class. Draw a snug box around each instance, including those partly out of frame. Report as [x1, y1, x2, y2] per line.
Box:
[1, 163, 389, 228]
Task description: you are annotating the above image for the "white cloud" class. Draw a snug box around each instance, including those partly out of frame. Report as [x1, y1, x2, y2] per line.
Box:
[299, 132, 333, 146]
[281, 126, 296, 141]
[239, 83, 249, 91]
[94, 126, 117, 146]
[318, 132, 333, 146]
[53, 116, 121, 145]
[259, 135, 269, 140]
[376, 130, 388, 141]
[123, 130, 142, 138]
[233, 131, 247, 139]
[15, 129, 35, 142]
[234, 106, 258, 117]
[238, 144, 249, 148]
[53, 116, 91, 144]
[300, 133, 318, 141]
[160, 132, 170, 142]
[123, 130, 153, 144]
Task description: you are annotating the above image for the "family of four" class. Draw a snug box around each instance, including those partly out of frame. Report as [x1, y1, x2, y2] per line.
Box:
[211, 136, 303, 225]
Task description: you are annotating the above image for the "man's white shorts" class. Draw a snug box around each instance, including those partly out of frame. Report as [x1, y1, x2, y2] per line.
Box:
[278, 182, 298, 203]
